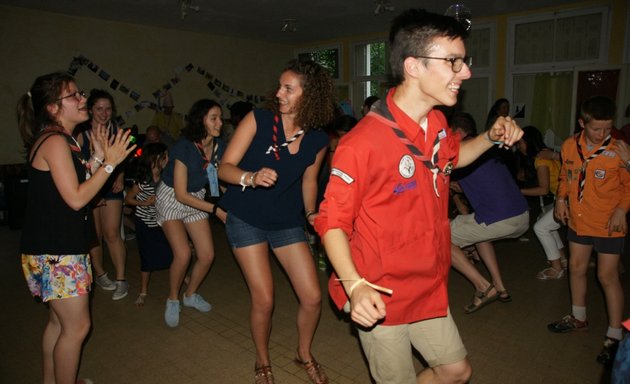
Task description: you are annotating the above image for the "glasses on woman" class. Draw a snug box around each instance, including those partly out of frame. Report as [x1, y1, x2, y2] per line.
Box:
[415, 56, 472, 73]
[56, 90, 87, 102]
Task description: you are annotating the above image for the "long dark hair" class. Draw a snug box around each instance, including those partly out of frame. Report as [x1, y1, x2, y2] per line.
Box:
[17, 71, 75, 152]
[133, 142, 168, 184]
[181, 99, 221, 143]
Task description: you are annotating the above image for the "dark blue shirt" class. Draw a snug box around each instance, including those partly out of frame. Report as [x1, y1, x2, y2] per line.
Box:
[162, 137, 225, 192]
[455, 153, 528, 225]
[220, 109, 329, 230]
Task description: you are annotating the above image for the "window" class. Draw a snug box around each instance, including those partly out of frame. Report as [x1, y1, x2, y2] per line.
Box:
[352, 40, 389, 116]
[296, 45, 341, 80]
[508, 7, 609, 70]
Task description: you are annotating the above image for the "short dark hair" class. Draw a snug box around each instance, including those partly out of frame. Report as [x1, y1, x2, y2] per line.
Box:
[580, 96, 616, 122]
[389, 9, 469, 86]
[182, 99, 222, 143]
[449, 112, 476, 137]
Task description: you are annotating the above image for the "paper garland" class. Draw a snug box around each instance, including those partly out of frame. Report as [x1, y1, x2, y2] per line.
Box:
[67, 54, 266, 126]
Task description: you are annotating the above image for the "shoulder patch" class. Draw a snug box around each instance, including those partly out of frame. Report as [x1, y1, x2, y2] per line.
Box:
[331, 168, 355, 184]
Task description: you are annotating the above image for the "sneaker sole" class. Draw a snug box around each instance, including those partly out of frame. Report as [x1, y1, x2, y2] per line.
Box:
[96, 284, 116, 291]
[547, 324, 588, 333]
[112, 291, 128, 301]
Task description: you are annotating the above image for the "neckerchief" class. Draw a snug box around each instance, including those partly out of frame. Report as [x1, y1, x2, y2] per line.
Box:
[368, 101, 453, 197]
[575, 131, 611, 202]
[266, 115, 304, 160]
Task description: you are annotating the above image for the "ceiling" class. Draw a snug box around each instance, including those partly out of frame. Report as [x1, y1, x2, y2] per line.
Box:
[1, 0, 581, 44]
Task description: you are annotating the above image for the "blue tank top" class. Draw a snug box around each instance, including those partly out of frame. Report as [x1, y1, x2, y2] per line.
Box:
[220, 109, 329, 230]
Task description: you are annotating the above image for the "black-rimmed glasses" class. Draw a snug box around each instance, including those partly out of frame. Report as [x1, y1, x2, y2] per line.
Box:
[416, 56, 472, 73]
[56, 90, 87, 102]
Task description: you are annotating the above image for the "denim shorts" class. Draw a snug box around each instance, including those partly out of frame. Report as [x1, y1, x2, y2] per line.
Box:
[225, 212, 306, 249]
[567, 228, 625, 255]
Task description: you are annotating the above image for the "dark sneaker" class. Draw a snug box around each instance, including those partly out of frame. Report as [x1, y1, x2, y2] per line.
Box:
[596, 337, 620, 366]
[547, 315, 588, 333]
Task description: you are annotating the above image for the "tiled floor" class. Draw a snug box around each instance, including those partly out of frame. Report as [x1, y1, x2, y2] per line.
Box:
[2, 220, 628, 383]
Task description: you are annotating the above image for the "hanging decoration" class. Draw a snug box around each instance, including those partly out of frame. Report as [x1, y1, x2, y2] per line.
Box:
[66, 54, 266, 126]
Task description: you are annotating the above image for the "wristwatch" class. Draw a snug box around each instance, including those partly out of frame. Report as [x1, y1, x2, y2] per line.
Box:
[104, 164, 115, 174]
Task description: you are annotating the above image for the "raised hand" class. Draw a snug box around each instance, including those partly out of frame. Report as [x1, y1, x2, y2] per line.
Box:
[488, 116, 523, 148]
[104, 129, 136, 167]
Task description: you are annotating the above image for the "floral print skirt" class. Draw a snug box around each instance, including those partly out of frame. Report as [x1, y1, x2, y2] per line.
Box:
[21, 254, 92, 302]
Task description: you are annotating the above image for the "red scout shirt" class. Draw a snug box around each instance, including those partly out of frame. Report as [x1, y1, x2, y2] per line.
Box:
[315, 89, 460, 325]
[557, 133, 630, 238]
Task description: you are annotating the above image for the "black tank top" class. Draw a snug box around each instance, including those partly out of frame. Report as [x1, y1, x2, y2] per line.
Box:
[20, 132, 96, 255]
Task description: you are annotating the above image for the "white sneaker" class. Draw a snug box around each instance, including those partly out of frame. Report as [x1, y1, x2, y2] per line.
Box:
[182, 293, 212, 312]
[94, 272, 116, 291]
[112, 280, 129, 300]
[164, 299, 181, 327]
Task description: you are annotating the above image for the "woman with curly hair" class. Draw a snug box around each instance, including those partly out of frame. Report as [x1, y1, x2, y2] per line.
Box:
[218, 59, 335, 384]
[155, 99, 226, 327]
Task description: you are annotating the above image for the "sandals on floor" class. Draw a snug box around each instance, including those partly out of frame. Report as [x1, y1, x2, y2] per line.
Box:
[536, 267, 566, 280]
[294, 354, 329, 384]
[135, 293, 147, 306]
[254, 365, 274, 384]
[497, 290, 512, 303]
[464, 284, 500, 314]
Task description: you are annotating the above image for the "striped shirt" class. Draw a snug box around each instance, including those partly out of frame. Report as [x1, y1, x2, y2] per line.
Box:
[134, 180, 158, 227]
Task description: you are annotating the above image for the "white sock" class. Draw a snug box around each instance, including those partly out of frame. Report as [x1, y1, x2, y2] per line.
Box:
[571, 305, 587, 321]
[606, 327, 622, 341]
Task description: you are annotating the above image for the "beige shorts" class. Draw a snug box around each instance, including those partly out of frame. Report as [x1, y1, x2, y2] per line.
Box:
[358, 308, 467, 383]
[450, 211, 529, 248]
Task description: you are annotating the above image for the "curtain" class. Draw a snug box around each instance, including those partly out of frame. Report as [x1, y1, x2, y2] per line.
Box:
[530, 72, 573, 147]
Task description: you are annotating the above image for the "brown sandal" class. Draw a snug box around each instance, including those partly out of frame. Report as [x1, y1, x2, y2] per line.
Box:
[294, 355, 329, 384]
[254, 365, 274, 384]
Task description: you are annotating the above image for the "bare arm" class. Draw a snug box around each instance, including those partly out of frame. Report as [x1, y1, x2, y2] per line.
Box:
[123, 183, 156, 207]
[172, 159, 214, 212]
[521, 165, 551, 196]
[302, 147, 327, 226]
[38, 130, 135, 211]
[321, 228, 386, 327]
[457, 116, 523, 168]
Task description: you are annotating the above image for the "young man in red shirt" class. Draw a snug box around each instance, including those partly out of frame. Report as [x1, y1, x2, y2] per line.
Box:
[314, 9, 523, 384]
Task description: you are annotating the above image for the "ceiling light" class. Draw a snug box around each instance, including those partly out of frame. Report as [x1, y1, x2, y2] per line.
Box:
[180, 0, 200, 20]
[281, 19, 297, 32]
[374, 0, 394, 15]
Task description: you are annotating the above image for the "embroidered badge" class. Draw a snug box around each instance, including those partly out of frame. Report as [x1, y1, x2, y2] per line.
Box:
[331, 168, 355, 184]
[438, 128, 447, 140]
[594, 169, 606, 179]
[399, 155, 415, 178]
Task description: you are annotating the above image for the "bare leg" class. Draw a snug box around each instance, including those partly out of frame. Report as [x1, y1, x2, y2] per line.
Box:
[597, 253, 624, 329]
[451, 244, 493, 293]
[89, 206, 105, 277]
[140, 271, 150, 294]
[47, 295, 91, 384]
[183, 220, 214, 297]
[232, 243, 274, 367]
[417, 359, 472, 384]
[475, 241, 507, 293]
[568, 242, 592, 308]
[161, 220, 192, 300]
[274, 242, 322, 362]
[42, 308, 61, 384]
[101, 200, 127, 280]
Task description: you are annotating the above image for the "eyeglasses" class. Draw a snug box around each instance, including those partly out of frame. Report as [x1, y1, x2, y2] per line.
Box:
[415, 56, 472, 73]
[56, 90, 87, 102]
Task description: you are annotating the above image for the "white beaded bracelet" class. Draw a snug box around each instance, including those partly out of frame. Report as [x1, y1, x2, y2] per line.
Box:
[239, 172, 250, 192]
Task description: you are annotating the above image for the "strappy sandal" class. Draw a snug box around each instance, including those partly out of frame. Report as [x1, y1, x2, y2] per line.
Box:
[254, 365, 274, 384]
[497, 290, 512, 303]
[135, 293, 147, 306]
[464, 284, 499, 314]
[294, 355, 329, 384]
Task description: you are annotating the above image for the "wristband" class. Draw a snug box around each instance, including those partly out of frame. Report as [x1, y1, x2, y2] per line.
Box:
[337, 277, 394, 296]
[239, 172, 249, 191]
[485, 131, 503, 145]
[212, 204, 220, 216]
[248, 172, 257, 188]
[92, 156, 104, 165]
[305, 210, 316, 220]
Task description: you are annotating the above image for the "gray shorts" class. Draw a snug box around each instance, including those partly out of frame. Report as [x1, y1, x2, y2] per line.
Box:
[451, 211, 529, 247]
